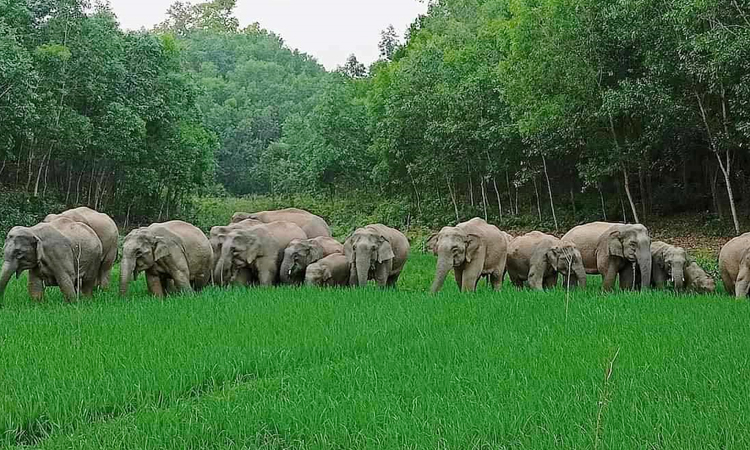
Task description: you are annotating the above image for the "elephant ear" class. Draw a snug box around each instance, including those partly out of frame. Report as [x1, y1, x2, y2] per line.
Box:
[34, 235, 45, 267]
[425, 233, 440, 255]
[343, 236, 355, 263]
[153, 237, 175, 261]
[377, 237, 395, 263]
[309, 242, 325, 262]
[546, 246, 561, 269]
[323, 265, 333, 282]
[607, 231, 624, 258]
[464, 233, 481, 263]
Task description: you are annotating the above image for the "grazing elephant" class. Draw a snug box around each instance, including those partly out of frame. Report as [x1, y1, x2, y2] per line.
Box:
[506, 231, 586, 290]
[650, 241, 688, 290]
[231, 208, 331, 238]
[217, 221, 307, 286]
[344, 224, 410, 288]
[426, 218, 507, 294]
[120, 221, 213, 297]
[562, 222, 651, 291]
[684, 261, 716, 294]
[44, 207, 118, 288]
[280, 236, 344, 284]
[304, 254, 351, 287]
[0, 217, 102, 303]
[719, 233, 750, 298]
[208, 219, 263, 285]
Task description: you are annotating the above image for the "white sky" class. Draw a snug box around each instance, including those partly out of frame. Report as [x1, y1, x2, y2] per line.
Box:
[109, 0, 428, 69]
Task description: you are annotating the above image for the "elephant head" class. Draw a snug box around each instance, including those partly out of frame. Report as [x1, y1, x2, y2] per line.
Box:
[280, 239, 325, 284]
[344, 228, 395, 287]
[685, 260, 716, 294]
[547, 242, 587, 289]
[427, 227, 480, 294]
[216, 229, 266, 284]
[231, 212, 252, 224]
[655, 244, 688, 290]
[607, 224, 651, 290]
[120, 228, 182, 296]
[304, 261, 330, 286]
[0, 227, 44, 300]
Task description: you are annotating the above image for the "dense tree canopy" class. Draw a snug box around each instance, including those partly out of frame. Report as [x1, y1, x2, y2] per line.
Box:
[1, 0, 749, 232]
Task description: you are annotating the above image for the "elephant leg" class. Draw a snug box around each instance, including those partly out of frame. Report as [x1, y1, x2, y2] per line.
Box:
[735, 267, 750, 298]
[256, 258, 278, 286]
[81, 277, 96, 298]
[99, 266, 112, 289]
[509, 272, 524, 288]
[146, 272, 166, 297]
[54, 271, 77, 302]
[543, 274, 558, 290]
[652, 268, 667, 289]
[374, 262, 390, 288]
[602, 258, 620, 292]
[461, 261, 482, 293]
[171, 270, 193, 294]
[454, 268, 463, 291]
[722, 271, 735, 297]
[386, 272, 400, 288]
[619, 266, 635, 291]
[490, 269, 503, 290]
[231, 268, 250, 287]
[28, 270, 45, 302]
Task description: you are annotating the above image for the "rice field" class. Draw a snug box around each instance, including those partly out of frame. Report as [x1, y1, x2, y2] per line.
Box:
[0, 253, 748, 449]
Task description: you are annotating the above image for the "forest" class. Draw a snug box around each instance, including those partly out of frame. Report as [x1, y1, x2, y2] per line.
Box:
[1, 0, 749, 233]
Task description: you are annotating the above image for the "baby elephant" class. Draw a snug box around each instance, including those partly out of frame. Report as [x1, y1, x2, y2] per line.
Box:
[280, 236, 344, 284]
[304, 254, 351, 287]
[0, 217, 102, 303]
[684, 261, 716, 294]
[507, 231, 586, 290]
[650, 241, 689, 290]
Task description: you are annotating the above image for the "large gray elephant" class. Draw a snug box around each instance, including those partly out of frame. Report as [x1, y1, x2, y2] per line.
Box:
[120, 221, 213, 297]
[650, 241, 688, 290]
[506, 231, 586, 290]
[562, 222, 652, 291]
[719, 233, 750, 298]
[684, 261, 716, 294]
[304, 254, 350, 287]
[426, 218, 508, 294]
[1, 217, 102, 303]
[231, 208, 331, 238]
[216, 221, 307, 286]
[344, 224, 410, 288]
[44, 207, 118, 288]
[279, 236, 343, 284]
[208, 218, 263, 285]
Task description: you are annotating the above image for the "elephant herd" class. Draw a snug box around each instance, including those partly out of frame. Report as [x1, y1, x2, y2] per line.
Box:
[4, 206, 750, 304]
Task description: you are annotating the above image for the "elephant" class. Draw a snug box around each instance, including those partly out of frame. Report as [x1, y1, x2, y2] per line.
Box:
[684, 261, 716, 294]
[506, 231, 586, 290]
[231, 208, 331, 238]
[120, 221, 213, 297]
[44, 207, 118, 288]
[279, 236, 344, 284]
[649, 241, 688, 290]
[0, 217, 102, 303]
[719, 233, 750, 298]
[426, 218, 508, 294]
[562, 222, 651, 291]
[344, 224, 410, 288]
[208, 218, 263, 285]
[216, 221, 307, 286]
[304, 254, 351, 287]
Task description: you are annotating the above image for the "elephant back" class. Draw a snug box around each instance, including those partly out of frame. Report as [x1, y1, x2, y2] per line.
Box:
[151, 221, 213, 272]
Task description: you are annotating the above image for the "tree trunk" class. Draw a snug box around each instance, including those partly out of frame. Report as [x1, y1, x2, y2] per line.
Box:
[0, 157, 6, 181]
[480, 177, 489, 220]
[33, 149, 50, 197]
[622, 166, 640, 224]
[638, 164, 647, 220]
[492, 177, 503, 220]
[65, 164, 73, 204]
[616, 181, 627, 222]
[468, 164, 475, 207]
[598, 182, 607, 221]
[532, 175, 542, 221]
[75, 164, 85, 205]
[695, 90, 740, 235]
[711, 165, 723, 219]
[408, 168, 423, 218]
[446, 176, 460, 223]
[542, 154, 558, 231]
[570, 188, 577, 222]
[26, 146, 34, 191]
[506, 171, 514, 216]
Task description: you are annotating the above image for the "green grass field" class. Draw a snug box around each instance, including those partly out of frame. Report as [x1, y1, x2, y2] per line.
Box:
[1, 253, 748, 449]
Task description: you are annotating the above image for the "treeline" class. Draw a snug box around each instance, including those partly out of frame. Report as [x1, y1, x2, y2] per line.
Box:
[2, 0, 749, 234]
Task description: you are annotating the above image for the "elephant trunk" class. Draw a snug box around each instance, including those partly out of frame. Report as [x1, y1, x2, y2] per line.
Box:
[573, 261, 587, 289]
[355, 252, 370, 287]
[638, 251, 652, 291]
[431, 254, 452, 294]
[215, 244, 233, 286]
[119, 258, 134, 296]
[0, 260, 17, 302]
[672, 264, 685, 291]
[279, 255, 293, 285]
